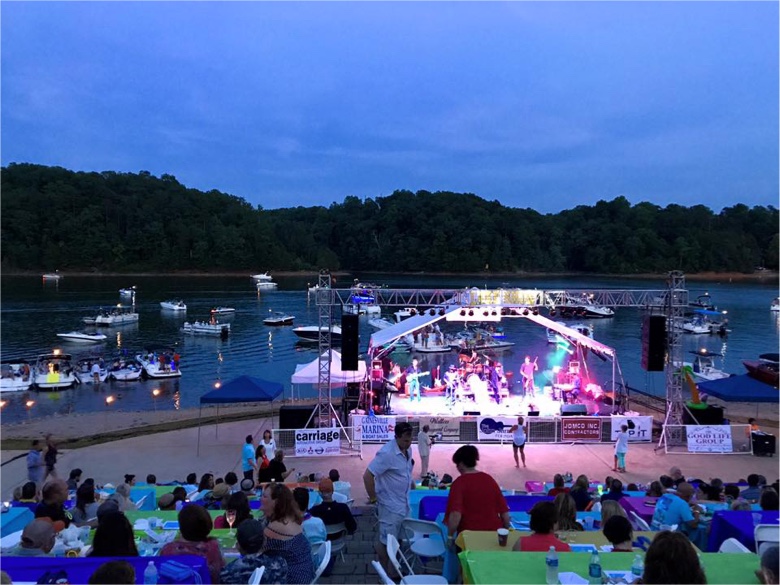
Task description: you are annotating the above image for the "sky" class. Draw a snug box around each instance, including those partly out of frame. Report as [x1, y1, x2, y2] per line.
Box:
[2, 1, 778, 213]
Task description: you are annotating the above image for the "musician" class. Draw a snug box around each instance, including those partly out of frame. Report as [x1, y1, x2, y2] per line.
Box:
[406, 358, 422, 403]
[489, 361, 502, 404]
[444, 365, 459, 404]
[520, 356, 538, 397]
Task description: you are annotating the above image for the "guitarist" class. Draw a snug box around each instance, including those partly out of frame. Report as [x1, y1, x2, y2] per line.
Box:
[520, 355, 538, 398]
[406, 358, 423, 403]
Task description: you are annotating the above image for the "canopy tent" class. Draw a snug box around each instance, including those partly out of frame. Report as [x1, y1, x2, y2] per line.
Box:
[369, 307, 460, 349]
[291, 350, 367, 386]
[196, 375, 284, 455]
[520, 312, 616, 357]
[697, 374, 778, 403]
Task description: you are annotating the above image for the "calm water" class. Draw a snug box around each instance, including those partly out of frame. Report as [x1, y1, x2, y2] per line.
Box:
[1, 274, 777, 423]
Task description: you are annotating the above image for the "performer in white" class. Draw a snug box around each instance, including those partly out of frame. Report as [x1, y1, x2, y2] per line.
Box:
[519, 355, 538, 397]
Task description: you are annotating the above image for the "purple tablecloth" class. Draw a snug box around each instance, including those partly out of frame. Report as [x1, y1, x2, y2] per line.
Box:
[418, 494, 552, 522]
[619, 496, 658, 524]
[706, 509, 780, 552]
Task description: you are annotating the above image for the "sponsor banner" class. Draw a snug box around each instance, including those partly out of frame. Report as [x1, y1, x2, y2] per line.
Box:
[477, 416, 518, 442]
[414, 416, 462, 440]
[686, 425, 733, 453]
[610, 416, 653, 442]
[561, 417, 602, 441]
[351, 415, 396, 442]
[294, 428, 341, 457]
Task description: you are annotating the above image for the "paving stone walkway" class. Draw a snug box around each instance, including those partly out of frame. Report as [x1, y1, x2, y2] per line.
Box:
[317, 505, 381, 584]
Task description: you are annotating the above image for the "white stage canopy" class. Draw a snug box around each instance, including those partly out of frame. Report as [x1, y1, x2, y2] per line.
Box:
[369, 307, 461, 349]
[291, 350, 367, 386]
[521, 313, 616, 358]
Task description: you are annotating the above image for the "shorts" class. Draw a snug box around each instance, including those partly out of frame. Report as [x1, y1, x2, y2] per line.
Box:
[513, 441, 526, 449]
[378, 508, 406, 545]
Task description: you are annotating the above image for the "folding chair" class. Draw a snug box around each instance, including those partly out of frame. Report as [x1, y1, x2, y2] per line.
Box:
[755, 524, 780, 556]
[249, 566, 265, 585]
[629, 511, 651, 531]
[332, 492, 349, 504]
[386, 534, 448, 585]
[325, 521, 348, 562]
[399, 518, 447, 575]
[718, 538, 751, 553]
[311, 540, 332, 584]
[372, 560, 396, 585]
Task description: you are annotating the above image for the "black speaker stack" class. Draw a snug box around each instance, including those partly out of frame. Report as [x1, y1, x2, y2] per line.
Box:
[641, 314, 666, 372]
[341, 314, 359, 371]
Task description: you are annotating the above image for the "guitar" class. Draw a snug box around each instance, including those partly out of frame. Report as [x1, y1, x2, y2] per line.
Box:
[406, 370, 430, 381]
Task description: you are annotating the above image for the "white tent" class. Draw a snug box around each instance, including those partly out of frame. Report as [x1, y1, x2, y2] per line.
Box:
[291, 350, 367, 386]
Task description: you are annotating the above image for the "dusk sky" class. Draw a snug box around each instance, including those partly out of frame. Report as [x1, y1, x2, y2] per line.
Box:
[2, 1, 777, 213]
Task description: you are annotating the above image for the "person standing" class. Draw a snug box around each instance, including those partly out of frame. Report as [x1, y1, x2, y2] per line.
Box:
[417, 425, 434, 478]
[510, 416, 527, 468]
[613, 424, 629, 472]
[241, 435, 257, 481]
[43, 434, 58, 482]
[520, 356, 538, 397]
[406, 359, 422, 402]
[363, 422, 414, 575]
[27, 440, 45, 486]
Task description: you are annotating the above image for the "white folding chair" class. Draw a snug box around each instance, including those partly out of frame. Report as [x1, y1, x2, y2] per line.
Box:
[372, 560, 397, 585]
[310, 540, 332, 584]
[249, 566, 265, 585]
[386, 534, 448, 585]
[755, 524, 780, 556]
[325, 521, 347, 562]
[718, 538, 751, 553]
[629, 511, 651, 531]
[399, 518, 447, 574]
[332, 491, 348, 504]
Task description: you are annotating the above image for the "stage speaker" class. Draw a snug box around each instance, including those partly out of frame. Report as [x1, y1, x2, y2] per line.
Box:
[683, 405, 724, 425]
[463, 411, 481, 416]
[279, 405, 314, 429]
[641, 314, 666, 372]
[561, 404, 588, 416]
[527, 411, 540, 417]
[341, 314, 359, 370]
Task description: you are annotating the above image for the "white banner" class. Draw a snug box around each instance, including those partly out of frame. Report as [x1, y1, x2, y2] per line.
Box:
[294, 428, 341, 457]
[477, 416, 518, 441]
[686, 425, 734, 453]
[414, 416, 462, 440]
[351, 415, 396, 442]
[609, 416, 654, 442]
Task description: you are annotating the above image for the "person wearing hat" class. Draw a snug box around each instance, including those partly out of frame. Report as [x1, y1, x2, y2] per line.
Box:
[205, 482, 232, 510]
[310, 478, 357, 535]
[158, 493, 176, 511]
[240, 478, 256, 495]
[363, 421, 414, 574]
[219, 519, 288, 585]
[6, 519, 56, 556]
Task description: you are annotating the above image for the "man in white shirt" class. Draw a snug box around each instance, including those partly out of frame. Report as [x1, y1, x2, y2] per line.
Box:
[417, 425, 434, 478]
[363, 422, 414, 575]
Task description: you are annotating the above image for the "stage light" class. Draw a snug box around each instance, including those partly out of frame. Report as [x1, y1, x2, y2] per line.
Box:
[523, 309, 529, 316]
[549, 309, 556, 317]
[460, 309, 466, 317]
[0, 400, 6, 409]
[439, 308, 445, 316]
[468, 310, 474, 317]
[552, 365, 561, 374]
[214, 381, 221, 388]
[152, 389, 160, 397]
[532, 308, 539, 316]
[429, 309, 436, 316]
[483, 311, 489, 317]
[53, 349, 61, 356]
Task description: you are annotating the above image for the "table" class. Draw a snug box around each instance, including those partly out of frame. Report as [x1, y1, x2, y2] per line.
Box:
[707, 510, 780, 552]
[125, 509, 223, 522]
[0, 507, 34, 537]
[459, 551, 760, 585]
[456, 529, 658, 552]
[619, 496, 658, 524]
[524, 481, 602, 493]
[419, 494, 551, 522]
[95, 486, 157, 511]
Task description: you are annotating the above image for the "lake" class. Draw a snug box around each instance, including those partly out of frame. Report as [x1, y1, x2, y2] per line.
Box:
[0, 273, 777, 423]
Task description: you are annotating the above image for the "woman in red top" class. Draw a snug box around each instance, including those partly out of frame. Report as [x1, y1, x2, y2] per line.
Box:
[512, 501, 571, 552]
[444, 445, 510, 542]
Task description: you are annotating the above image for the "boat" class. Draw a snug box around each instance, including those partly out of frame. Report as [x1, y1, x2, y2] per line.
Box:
[210, 307, 236, 315]
[546, 322, 594, 344]
[137, 350, 182, 379]
[742, 353, 779, 386]
[556, 294, 615, 318]
[0, 361, 34, 393]
[369, 318, 395, 330]
[33, 351, 78, 390]
[74, 358, 109, 384]
[263, 312, 295, 326]
[119, 286, 136, 296]
[160, 300, 187, 311]
[252, 272, 273, 281]
[108, 357, 143, 382]
[771, 298, 780, 313]
[412, 340, 452, 354]
[56, 331, 108, 344]
[83, 305, 140, 326]
[343, 303, 381, 316]
[182, 320, 231, 337]
[690, 292, 717, 311]
[42, 271, 62, 280]
[308, 284, 328, 293]
[679, 310, 727, 335]
[256, 281, 279, 290]
[292, 325, 343, 343]
[684, 349, 731, 382]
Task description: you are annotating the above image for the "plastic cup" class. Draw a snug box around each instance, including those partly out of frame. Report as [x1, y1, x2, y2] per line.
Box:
[497, 528, 509, 547]
[583, 516, 595, 530]
[753, 512, 762, 527]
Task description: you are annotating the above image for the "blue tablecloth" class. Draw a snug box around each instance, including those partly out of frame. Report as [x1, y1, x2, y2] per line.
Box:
[96, 486, 157, 511]
[706, 509, 779, 552]
[509, 510, 601, 529]
[1, 507, 34, 537]
[418, 494, 552, 522]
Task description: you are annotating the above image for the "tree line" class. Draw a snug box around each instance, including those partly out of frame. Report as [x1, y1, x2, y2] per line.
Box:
[2, 163, 777, 274]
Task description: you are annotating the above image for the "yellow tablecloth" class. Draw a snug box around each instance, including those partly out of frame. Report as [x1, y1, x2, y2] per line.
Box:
[456, 530, 657, 552]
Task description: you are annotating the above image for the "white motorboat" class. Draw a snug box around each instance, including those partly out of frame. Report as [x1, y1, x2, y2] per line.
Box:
[412, 341, 452, 354]
[292, 325, 343, 343]
[369, 317, 395, 330]
[210, 307, 236, 316]
[264, 312, 295, 326]
[74, 359, 109, 384]
[0, 361, 34, 393]
[690, 292, 717, 311]
[119, 286, 136, 296]
[84, 305, 140, 326]
[137, 351, 182, 379]
[182, 321, 231, 337]
[771, 297, 780, 312]
[343, 303, 381, 316]
[33, 351, 78, 390]
[160, 300, 187, 311]
[42, 271, 62, 280]
[56, 331, 108, 344]
[252, 272, 273, 281]
[679, 310, 727, 335]
[557, 294, 615, 318]
[308, 284, 329, 293]
[546, 322, 594, 344]
[256, 281, 278, 290]
[108, 357, 143, 382]
[684, 349, 731, 382]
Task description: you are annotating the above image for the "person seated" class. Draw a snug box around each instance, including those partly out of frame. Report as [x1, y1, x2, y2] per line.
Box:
[158, 493, 176, 511]
[214, 491, 253, 529]
[71, 483, 99, 526]
[547, 474, 570, 497]
[602, 515, 634, 552]
[650, 482, 707, 550]
[88, 560, 136, 585]
[35, 479, 72, 532]
[66, 468, 83, 491]
[204, 482, 231, 510]
[758, 545, 779, 585]
[724, 484, 741, 503]
[748, 417, 761, 433]
[569, 475, 593, 511]
[329, 468, 352, 500]
[626, 483, 639, 492]
[641, 531, 705, 584]
[261, 483, 314, 584]
[292, 487, 327, 545]
[88, 512, 138, 557]
[659, 475, 675, 493]
[160, 504, 225, 584]
[145, 474, 157, 486]
[220, 519, 289, 584]
[553, 493, 584, 531]
[123, 474, 136, 487]
[512, 501, 571, 552]
[310, 478, 358, 537]
[172, 486, 188, 510]
[182, 472, 199, 495]
[697, 478, 724, 502]
[668, 467, 686, 488]
[645, 481, 664, 498]
[240, 478, 257, 496]
[17, 481, 39, 504]
[4, 519, 56, 556]
[196, 473, 215, 500]
[267, 450, 295, 482]
[760, 488, 779, 511]
[599, 500, 628, 528]
[106, 483, 136, 512]
[731, 499, 753, 511]
[224, 471, 239, 493]
[600, 479, 626, 503]
[741, 474, 763, 502]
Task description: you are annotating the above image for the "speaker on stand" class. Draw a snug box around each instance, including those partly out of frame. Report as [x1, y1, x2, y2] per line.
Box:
[641, 314, 666, 372]
[341, 314, 359, 371]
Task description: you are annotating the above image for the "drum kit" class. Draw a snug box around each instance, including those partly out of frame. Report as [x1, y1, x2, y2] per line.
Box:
[443, 361, 509, 408]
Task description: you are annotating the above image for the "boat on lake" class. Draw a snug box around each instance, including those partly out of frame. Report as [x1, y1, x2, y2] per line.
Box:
[343, 303, 381, 316]
[56, 331, 108, 344]
[182, 320, 231, 338]
[546, 322, 594, 344]
[119, 286, 136, 296]
[33, 351, 78, 390]
[683, 349, 731, 382]
[256, 281, 279, 290]
[690, 292, 717, 311]
[264, 312, 295, 326]
[137, 350, 182, 379]
[108, 357, 143, 382]
[160, 300, 187, 312]
[210, 307, 235, 315]
[42, 271, 62, 280]
[292, 325, 343, 343]
[743, 353, 779, 387]
[252, 272, 273, 281]
[83, 305, 139, 326]
[771, 298, 780, 313]
[0, 361, 34, 393]
[74, 358, 109, 384]
[556, 293, 615, 318]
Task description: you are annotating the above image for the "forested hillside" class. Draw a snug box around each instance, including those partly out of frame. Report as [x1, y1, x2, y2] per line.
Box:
[2, 163, 777, 274]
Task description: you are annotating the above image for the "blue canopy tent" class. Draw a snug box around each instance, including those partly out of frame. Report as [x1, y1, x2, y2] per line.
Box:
[197, 375, 284, 455]
[697, 374, 778, 404]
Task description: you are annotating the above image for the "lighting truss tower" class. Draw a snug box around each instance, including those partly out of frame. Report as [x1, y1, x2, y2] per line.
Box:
[306, 270, 337, 427]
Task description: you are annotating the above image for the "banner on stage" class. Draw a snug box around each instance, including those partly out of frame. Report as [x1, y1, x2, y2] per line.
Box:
[609, 416, 653, 442]
[415, 416, 462, 440]
[351, 414, 396, 442]
[561, 417, 602, 441]
[477, 416, 517, 442]
[685, 425, 733, 453]
[294, 428, 341, 456]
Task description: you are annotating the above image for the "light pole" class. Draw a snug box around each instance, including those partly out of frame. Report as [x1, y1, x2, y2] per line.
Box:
[25, 400, 34, 422]
[152, 388, 160, 412]
[104, 395, 114, 432]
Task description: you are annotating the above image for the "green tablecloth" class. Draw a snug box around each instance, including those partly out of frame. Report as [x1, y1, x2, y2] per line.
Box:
[124, 510, 223, 522]
[458, 551, 761, 585]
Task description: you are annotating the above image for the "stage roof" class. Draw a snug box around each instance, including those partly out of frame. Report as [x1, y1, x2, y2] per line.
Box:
[697, 374, 778, 403]
[521, 313, 616, 357]
[369, 307, 460, 348]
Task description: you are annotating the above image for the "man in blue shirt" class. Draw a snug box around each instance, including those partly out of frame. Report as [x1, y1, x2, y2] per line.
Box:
[651, 482, 706, 550]
[741, 474, 763, 502]
[241, 434, 257, 481]
[26, 440, 45, 486]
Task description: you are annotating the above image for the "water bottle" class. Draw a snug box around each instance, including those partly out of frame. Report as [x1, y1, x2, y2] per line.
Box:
[631, 554, 644, 580]
[143, 561, 158, 585]
[588, 551, 602, 585]
[545, 546, 559, 585]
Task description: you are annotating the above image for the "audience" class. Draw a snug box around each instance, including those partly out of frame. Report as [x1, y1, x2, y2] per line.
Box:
[602, 515, 634, 552]
[699, 478, 724, 502]
[553, 493, 583, 531]
[310, 478, 358, 537]
[107, 483, 136, 512]
[205, 482, 231, 509]
[758, 546, 779, 585]
[600, 500, 628, 528]
[89, 512, 138, 557]
[650, 482, 707, 550]
[220, 519, 289, 584]
[261, 482, 314, 584]
[146, 474, 157, 485]
[267, 449, 295, 482]
[198, 473, 215, 495]
[214, 491, 253, 529]
[160, 504, 225, 584]
[240, 478, 256, 495]
[88, 560, 136, 585]
[66, 468, 83, 491]
[512, 501, 571, 552]
[329, 468, 352, 499]
[18, 481, 39, 503]
[569, 474, 593, 511]
[7, 519, 56, 556]
[293, 487, 327, 545]
[731, 499, 753, 511]
[669, 467, 686, 488]
[724, 484, 741, 503]
[646, 481, 664, 498]
[123, 474, 136, 486]
[158, 492, 176, 511]
[760, 488, 779, 511]
[642, 531, 706, 584]
[547, 473, 570, 497]
[742, 474, 763, 502]
[71, 482, 99, 526]
[659, 475, 675, 492]
[34, 479, 71, 531]
[224, 471, 239, 493]
[600, 479, 625, 503]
